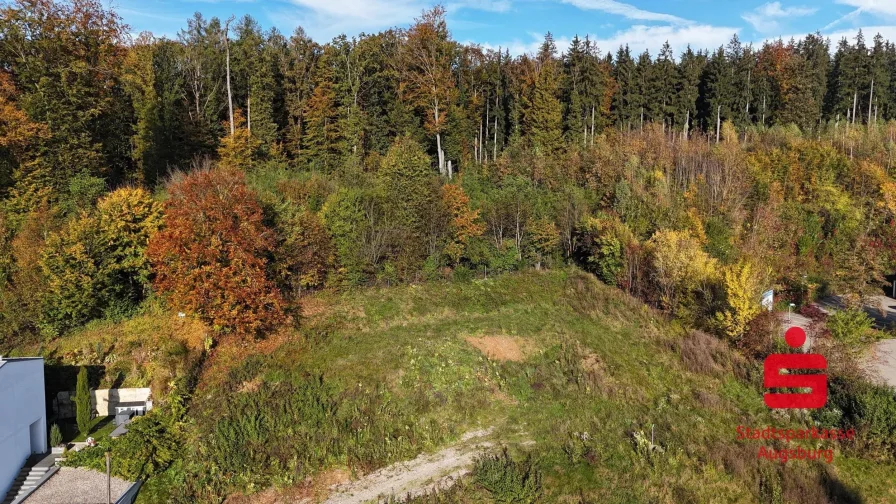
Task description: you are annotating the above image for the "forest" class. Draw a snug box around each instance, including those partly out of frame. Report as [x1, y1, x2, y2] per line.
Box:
[2, 0, 896, 501]
[2, 0, 896, 341]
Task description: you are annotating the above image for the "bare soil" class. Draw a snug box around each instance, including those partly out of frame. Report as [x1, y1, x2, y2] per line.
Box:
[464, 335, 534, 362]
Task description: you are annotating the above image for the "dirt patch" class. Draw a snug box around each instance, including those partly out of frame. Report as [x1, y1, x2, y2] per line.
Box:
[237, 376, 262, 394]
[580, 351, 617, 394]
[224, 468, 351, 504]
[300, 297, 329, 319]
[323, 429, 494, 504]
[465, 335, 535, 362]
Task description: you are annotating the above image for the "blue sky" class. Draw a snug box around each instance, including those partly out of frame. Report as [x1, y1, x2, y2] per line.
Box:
[114, 0, 896, 56]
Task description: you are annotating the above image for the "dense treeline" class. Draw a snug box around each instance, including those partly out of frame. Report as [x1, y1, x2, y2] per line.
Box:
[4, 1, 896, 195]
[1, 0, 896, 343]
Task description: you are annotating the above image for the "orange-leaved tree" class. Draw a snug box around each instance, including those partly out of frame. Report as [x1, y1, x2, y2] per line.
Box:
[146, 167, 285, 338]
[441, 183, 483, 263]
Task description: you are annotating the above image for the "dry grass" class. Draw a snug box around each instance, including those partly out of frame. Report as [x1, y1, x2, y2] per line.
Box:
[223, 468, 352, 504]
[465, 335, 536, 362]
[679, 330, 740, 377]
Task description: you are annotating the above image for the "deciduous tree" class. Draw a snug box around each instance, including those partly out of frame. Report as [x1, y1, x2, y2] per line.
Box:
[146, 167, 285, 338]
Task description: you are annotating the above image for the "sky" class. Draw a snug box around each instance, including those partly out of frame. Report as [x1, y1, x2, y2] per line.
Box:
[114, 0, 896, 56]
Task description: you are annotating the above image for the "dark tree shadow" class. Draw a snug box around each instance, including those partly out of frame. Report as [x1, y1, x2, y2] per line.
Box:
[823, 471, 864, 504]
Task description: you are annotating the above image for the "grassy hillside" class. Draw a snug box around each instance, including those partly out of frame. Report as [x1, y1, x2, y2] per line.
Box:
[116, 268, 894, 503]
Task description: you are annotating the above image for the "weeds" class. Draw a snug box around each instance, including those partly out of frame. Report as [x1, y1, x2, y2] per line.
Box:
[473, 448, 542, 504]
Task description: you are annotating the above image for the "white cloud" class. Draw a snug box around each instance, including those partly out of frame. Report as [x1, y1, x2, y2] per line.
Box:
[481, 23, 737, 57]
[447, 0, 512, 13]
[742, 2, 817, 34]
[590, 23, 738, 55]
[825, 0, 896, 30]
[560, 0, 690, 25]
[826, 24, 896, 43]
[275, 0, 508, 41]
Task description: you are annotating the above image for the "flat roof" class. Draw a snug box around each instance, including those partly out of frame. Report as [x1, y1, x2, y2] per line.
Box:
[0, 356, 43, 371]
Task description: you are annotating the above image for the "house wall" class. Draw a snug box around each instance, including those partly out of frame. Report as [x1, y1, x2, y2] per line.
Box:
[54, 388, 152, 418]
[0, 358, 46, 499]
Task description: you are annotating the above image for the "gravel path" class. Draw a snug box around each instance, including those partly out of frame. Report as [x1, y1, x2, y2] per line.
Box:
[323, 429, 493, 504]
[866, 339, 896, 389]
[23, 467, 132, 504]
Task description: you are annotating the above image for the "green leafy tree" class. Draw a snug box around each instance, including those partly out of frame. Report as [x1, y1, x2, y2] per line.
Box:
[40, 188, 162, 334]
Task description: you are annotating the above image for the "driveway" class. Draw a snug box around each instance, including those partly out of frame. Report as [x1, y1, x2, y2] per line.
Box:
[811, 295, 896, 389]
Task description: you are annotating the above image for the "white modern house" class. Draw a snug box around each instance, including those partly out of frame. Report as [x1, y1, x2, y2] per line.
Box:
[0, 357, 47, 500]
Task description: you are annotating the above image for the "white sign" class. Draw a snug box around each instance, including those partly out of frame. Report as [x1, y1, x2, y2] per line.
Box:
[761, 289, 774, 312]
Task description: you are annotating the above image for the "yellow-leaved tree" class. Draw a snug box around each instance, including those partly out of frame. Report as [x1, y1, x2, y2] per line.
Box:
[648, 229, 717, 314]
[716, 261, 765, 340]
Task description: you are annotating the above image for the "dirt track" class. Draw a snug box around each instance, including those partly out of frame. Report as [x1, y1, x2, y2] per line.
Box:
[322, 429, 493, 504]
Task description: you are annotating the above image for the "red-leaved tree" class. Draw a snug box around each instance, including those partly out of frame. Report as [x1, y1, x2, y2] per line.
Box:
[146, 167, 285, 338]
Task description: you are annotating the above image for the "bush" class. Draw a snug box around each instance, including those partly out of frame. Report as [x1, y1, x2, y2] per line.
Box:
[647, 229, 717, 314]
[49, 423, 62, 447]
[272, 208, 334, 295]
[473, 448, 542, 504]
[825, 376, 896, 460]
[827, 308, 873, 346]
[146, 168, 285, 338]
[738, 310, 780, 358]
[112, 413, 181, 479]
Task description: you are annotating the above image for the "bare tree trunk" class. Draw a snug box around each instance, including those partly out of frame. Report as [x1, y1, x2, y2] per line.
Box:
[447, 160, 453, 179]
[224, 17, 234, 136]
[869, 79, 875, 126]
[436, 131, 445, 176]
[716, 105, 721, 144]
[745, 69, 751, 123]
[485, 100, 489, 162]
[493, 115, 498, 160]
[762, 95, 766, 127]
[640, 107, 644, 131]
[479, 120, 483, 163]
[590, 104, 595, 147]
[247, 92, 251, 133]
[852, 90, 858, 125]
[683, 109, 689, 141]
[434, 101, 445, 175]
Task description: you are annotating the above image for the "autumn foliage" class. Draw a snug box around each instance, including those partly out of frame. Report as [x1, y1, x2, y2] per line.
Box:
[147, 168, 285, 338]
[442, 183, 484, 263]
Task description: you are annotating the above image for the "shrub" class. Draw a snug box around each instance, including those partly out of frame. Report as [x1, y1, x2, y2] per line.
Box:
[112, 413, 181, 479]
[473, 448, 542, 504]
[827, 308, 873, 346]
[825, 376, 896, 460]
[715, 261, 764, 340]
[146, 168, 285, 338]
[272, 208, 334, 295]
[738, 310, 780, 358]
[575, 215, 627, 285]
[647, 229, 717, 314]
[49, 423, 62, 447]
